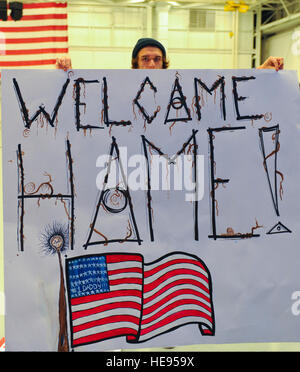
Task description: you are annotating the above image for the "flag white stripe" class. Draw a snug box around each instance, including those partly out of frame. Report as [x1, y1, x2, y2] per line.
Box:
[109, 285, 142, 293]
[0, 53, 67, 61]
[73, 321, 140, 341]
[71, 295, 142, 313]
[143, 283, 211, 309]
[72, 307, 141, 327]
[13, 7, 68, 16]
[108, 272, 142, 281]
[0, 31, 67, 37]
[3, 42, 68, 50]
[0, 19, 68, 29]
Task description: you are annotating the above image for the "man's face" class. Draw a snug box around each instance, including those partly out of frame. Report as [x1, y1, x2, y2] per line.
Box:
[137, 46, 163, 69]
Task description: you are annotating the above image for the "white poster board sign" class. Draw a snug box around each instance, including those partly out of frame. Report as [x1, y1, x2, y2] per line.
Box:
[2, 69, 300, 351]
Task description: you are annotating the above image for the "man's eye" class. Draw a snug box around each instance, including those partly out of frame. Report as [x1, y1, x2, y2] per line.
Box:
[141, 56, 161, 63]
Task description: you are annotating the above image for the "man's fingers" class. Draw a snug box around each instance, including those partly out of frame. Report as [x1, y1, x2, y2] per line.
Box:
[257, 56, 284, 71]
[56, 57, 72, 71]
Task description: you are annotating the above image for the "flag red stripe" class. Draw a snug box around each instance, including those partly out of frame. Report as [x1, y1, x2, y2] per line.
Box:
[72, 301, 142, 321]
[106, 254, 143, 264]
[142, 288, 211, 316]
[71, 289, 142, 306]
[73, 314, 140, 333]
[3, 36, 68, 44]
[142, 299, 212, 325]
[0, 25, 68, 32]
[145, 259, 207, 278]
[140, 310, 213, 335]
[0, 59, 56, 66]
[7, 14, 67, 21]
[144, 278, 211, 304]
[202, 328, 213, 335]
[109, 277, 143, 287]
[4, 48, 68, 55]
[73, 328, 138, 346]
[144, 269, 209, 292]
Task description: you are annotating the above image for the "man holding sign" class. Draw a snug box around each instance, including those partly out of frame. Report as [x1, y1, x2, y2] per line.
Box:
[56, 37, 284, 71]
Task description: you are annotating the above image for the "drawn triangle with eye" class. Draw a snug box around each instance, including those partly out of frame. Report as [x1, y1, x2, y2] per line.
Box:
[266, 221, 292, 235]
[164, 77, 192, 124]
[83, 137, 142, 248]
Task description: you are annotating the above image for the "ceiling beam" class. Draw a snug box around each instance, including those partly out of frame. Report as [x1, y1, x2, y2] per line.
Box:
[260, 11, 300, 34]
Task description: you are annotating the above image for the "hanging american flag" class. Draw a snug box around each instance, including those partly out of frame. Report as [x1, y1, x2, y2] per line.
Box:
[66, 252, 215, 348]
[0, 1, 69, 69]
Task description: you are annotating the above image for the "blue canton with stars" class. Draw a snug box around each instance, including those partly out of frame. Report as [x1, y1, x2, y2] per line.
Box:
[67, 255, 109, 299]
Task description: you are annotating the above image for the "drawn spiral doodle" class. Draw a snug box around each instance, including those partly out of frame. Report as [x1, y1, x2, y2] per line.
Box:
[24, 181, 53, 195]
[102, 188, 128, 213]
[23, 128, 30, 137]
[24, 172, 53, 195]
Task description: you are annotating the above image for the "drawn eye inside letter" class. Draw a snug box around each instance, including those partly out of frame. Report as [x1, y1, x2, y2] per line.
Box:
[102, 188, 128, 213]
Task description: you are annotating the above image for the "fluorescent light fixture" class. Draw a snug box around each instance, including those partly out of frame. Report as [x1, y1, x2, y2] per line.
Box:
[168, 1, 180, 5]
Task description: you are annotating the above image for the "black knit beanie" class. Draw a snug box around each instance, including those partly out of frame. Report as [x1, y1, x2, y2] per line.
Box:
[132, 38, 166, 59]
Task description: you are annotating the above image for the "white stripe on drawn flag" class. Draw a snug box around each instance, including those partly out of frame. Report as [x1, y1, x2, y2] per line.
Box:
[0, 2, 68, 69]
[66, 252, 214, 348]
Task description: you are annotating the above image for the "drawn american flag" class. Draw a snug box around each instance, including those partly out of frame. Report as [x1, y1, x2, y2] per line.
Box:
[0, 1, 68, 69]
[66, 252, 214, 348]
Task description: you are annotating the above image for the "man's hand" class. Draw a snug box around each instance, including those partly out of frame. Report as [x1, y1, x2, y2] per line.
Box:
[257, 56, 284, 71]
[56, 57, 72, 71]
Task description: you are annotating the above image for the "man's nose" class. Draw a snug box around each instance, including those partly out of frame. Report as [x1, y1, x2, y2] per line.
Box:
[148, 58, 156, 67]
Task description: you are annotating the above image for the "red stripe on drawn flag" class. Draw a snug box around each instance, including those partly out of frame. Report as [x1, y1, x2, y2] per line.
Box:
[66, 253, 214, 348]
[0, 1, 69, 69]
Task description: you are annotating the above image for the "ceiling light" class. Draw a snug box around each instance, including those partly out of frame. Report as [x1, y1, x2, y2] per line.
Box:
[129, 0, 146, 3]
